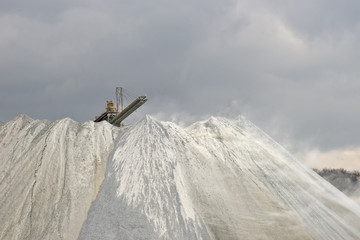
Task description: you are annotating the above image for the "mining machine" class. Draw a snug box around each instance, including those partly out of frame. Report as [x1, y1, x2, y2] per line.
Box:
[94, 87, 147, 127]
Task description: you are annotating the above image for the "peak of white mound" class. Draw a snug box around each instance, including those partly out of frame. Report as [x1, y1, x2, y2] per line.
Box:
[80, 116, 209, 240]
[0, 115, 34, 149]
[12, 113, 33, 122]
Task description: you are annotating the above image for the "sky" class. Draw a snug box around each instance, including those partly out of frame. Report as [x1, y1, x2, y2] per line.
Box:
[1, 0, 360, 169]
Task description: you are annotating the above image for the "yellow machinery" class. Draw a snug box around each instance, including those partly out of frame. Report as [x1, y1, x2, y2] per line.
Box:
[106, 101, 114, 112]
[94, 87, 147, 126]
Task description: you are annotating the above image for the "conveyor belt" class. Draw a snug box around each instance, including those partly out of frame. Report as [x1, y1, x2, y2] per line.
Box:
[94, 112, 108, 122]
[110, 96, 147, 126]
[94, 111, 118, 122]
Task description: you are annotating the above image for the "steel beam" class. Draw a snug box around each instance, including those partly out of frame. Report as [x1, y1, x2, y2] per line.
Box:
[110, 96, 147, 126]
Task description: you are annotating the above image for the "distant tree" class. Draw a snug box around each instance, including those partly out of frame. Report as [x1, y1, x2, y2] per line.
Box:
[314, 168, 360, 183]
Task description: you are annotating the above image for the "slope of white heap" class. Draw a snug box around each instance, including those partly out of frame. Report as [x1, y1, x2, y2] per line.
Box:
[79, 116, 360, 240]
[0, 115, 120, 240]
[2, 115, 360, 240]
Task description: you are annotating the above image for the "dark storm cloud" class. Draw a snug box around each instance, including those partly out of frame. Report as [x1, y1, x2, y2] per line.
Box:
[1, 0, 360, 152]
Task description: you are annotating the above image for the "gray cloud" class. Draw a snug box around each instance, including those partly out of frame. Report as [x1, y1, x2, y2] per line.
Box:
[1, 0, 360, 152]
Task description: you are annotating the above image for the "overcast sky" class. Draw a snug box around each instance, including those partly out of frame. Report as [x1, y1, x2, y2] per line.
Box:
[1, 0, 360, 166]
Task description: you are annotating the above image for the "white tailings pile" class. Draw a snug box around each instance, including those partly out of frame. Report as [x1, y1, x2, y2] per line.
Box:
[2, 115, 360, 239]
[80, 116, 360, 239]
[0, 115, 120, 240]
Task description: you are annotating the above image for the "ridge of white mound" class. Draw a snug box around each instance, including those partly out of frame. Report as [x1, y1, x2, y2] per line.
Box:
[80, 116, 360, 240]
[0, 116, 120, 240]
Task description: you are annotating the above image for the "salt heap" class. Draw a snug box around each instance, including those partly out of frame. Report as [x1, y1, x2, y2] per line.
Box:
[2, 115, 360, 240]
[80, 116, 360, 240]
[0, 115, 120, 239]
